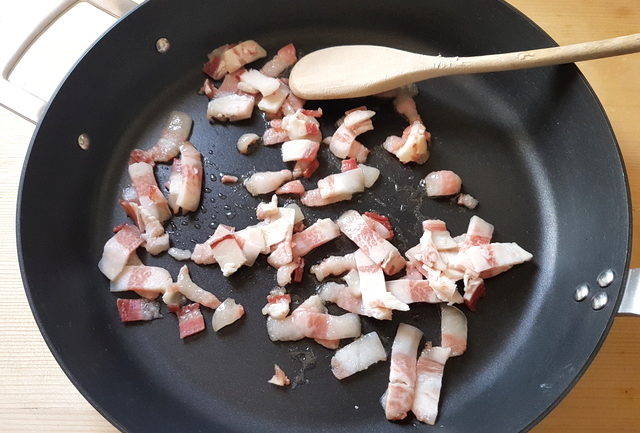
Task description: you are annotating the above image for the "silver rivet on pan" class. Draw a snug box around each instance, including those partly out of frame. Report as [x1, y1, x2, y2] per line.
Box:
[591, 292, 608, 310]
[574, 283, 589, 302]
[596, 269, 615, 288]
[77, 133, 90, 150]
[156, 38, 170, 53]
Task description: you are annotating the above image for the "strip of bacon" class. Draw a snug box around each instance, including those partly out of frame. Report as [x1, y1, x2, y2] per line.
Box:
[110, 265, 172, 295]
[291, 218, 341, 257]
[457, 193, 479, 209]
[412, 343, 451, 425]
[207, 93, 255, 122]
[337, 210, 406, 275]
[329, 108, 375, 161]
[203, 44, 231, 80]
[262, 288, 291, 320]
[386, 279, 439, 304]
[440, 305, 467, 356]
[116, 298, 162, 322]
[281, 139, 319, 162]
[383, 323, 423, 420]
[209, 225, 247, 277]
[331, 332, 387, 379]
[300, 188, 352, 207]
[223, 40, 267, 74]
[260, 43, 297, 77]
[383, 121, 431, 164]
[98, 224, 143, 280]
[128, 161, 172, 222]
[244, 169, 293, 196]
[310, 253, 357, 281]
[463, 275, 486, 311]
[145, 111, 193, 162]
[174, 303, 205, 339]
[318, 282, 391, 320]
[355, 249, 408, 318]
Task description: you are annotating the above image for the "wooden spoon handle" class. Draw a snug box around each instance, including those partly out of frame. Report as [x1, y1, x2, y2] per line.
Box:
[439, 33, 640, 76]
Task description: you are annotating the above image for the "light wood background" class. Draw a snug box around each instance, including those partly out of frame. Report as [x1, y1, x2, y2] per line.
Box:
[0, 0, 638, 431]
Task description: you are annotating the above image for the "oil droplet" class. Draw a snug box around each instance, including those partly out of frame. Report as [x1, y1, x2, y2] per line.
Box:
[225, 211, 236, 220]
[211, 214, 217, 220]
[204, 187, 212, 193]
[218, 193, 227, 199]
[223, 204, 231, 210]
[194, 223, 201, 229]
[200, 207, 207, 214]
[181, 220, 188, 226]
[209, 197, 216, 203]
[190, 239, 198, 244]
[209, 222, 216, 229]
[210, 174, 217, 182]
[208, 150, 213, 155]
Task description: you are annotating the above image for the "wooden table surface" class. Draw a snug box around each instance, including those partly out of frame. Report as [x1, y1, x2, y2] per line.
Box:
[0, 0, 638, 431]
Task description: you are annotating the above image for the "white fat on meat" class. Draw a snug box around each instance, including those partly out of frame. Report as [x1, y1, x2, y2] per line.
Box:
[266, 295, 361, 342]
[261, 207, 295, 248]
[128, 162, 172, 222]
[464, 215, 495, 247]
[412, 343, 451, 425]
[329, 108, 375, 161]
[275, 260, 297, 286]
[310, 253, 356, 281]
[267, 364, 290, 387]
[98, 224, 143, 280]
[222, 40, 267, 73]
[261, 288, 291, 319]
[440, 305, 467, 357]
[317, 168, 365, 199]
[169, 265, 221, 309]
[168, 141, 202, 214]
[383, 121, 430, 164]
[212, 298, 245, 331]
[355, 249, 408, 318]
[281, 139, 319, 162]
[138, 209, 170, 255]
[337, 210, 406, 275]
[239, 69, 281, 96]
[283, 202, 305, 224]
[422, 220, 457, 250]
[331, 332, 387, 380]
[393, 85, 421, 124]
[342, 268, 361, 297]
[281, 110, 321, 141]
[167, 247, 192, 261]
[236, 133, 260, 154]
[300, 188, 352, 207]
[318, 282, 391, 320]
[260, 43, 297, 77]
[291, 218, 340, 257]
[359, 164, 380, 188]
[208, 224, 247, 276]
[460, 242, 533, 278]
[110, 265, 172, 295]
[244, 169, 292, 196]
[234, 224, 267, 266]
[386, 279, 439, 304]
[207, 93, 255, 122]
[147, 111, 193, 162]
[423, 170, 462, 197]
[257, 83, 289, 113]
[457, 193, 479, 209]
[383, 323, 423, 420]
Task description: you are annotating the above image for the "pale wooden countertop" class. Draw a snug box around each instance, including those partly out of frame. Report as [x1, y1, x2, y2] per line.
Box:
[0, 0, 638, 431]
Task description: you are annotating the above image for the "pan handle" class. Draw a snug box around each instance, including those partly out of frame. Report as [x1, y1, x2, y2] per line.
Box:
[619, 268, 640, 315]
[0, 0, 138, 123]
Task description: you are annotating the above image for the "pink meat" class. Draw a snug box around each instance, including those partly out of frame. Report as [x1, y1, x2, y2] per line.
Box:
[291, 218, 341, 257]
[203, 44, 231, 80]
[300, 188, 352, 207]
[128, 161, 172, 222]
[276, 180, 305, 196]
[463, 275, 486, 311]
[457, 193, 479, 209]
[336, 210, 406, 275]
[412, 344, 451, 425]
[393, 86, 422, 124]
[98, 224, 143, 280]
[222, 40, 267, 73]
[385, 279, 439, 304]
[175, 303, 205, 339]
[260, 43, 298, 77]
[116, 298, 162, 322]
[383, 323, 423, 420]
[464, 216, 494, 247]
[440, 305, 467, 357]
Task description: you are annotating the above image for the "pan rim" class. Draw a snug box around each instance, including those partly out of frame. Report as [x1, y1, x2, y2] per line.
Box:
[15, 0, 633, 432]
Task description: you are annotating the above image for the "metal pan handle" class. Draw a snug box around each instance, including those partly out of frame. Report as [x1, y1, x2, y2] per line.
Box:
[619, 268, 640, 315]
[0, 0, 137, 123]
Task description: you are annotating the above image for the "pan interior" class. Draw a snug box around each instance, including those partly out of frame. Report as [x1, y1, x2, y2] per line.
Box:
[18, 1, 629, 432]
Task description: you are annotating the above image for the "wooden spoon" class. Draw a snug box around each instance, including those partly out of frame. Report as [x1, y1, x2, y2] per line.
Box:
[289, 33, 640, 100]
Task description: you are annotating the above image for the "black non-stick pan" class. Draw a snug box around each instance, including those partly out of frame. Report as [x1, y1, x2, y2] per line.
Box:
[16, 0, 636, 432]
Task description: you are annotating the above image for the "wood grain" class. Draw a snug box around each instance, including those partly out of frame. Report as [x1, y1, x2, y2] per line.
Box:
[0, 0, 638, 432]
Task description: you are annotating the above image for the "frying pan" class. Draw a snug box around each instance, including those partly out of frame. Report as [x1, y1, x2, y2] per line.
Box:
[10, 0, 640, 432]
